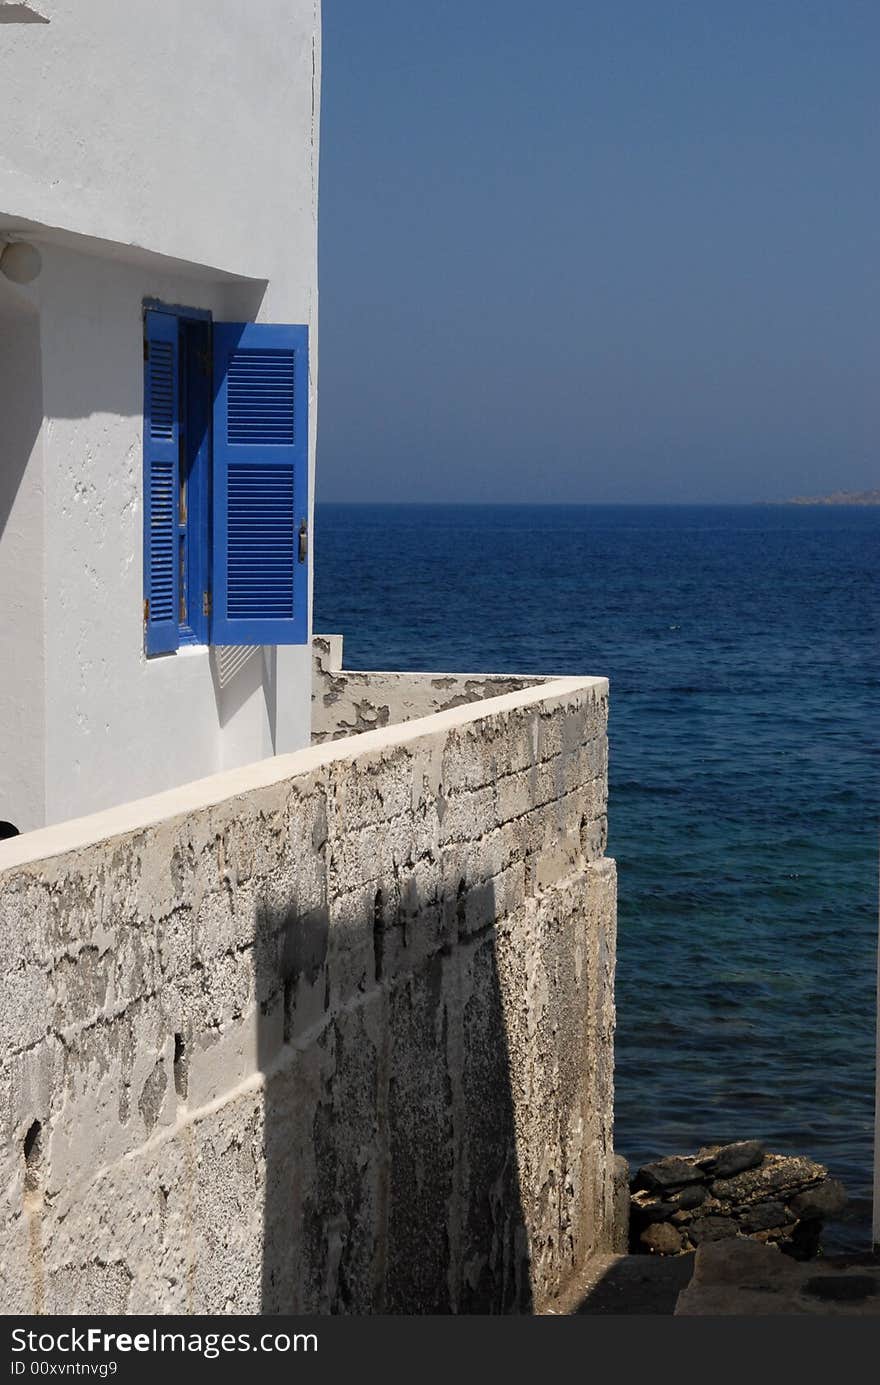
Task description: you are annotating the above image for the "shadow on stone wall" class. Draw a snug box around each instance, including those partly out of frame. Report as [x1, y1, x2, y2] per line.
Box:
[255, 874, 534, 1314]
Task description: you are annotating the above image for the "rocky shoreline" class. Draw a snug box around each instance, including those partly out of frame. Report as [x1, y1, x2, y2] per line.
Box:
[773, 489, 880, 505]
[630, 1141, 847, 1259]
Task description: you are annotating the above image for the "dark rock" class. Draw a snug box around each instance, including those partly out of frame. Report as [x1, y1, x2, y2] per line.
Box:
[640, 1222, 683, 1256]
[697, 1140, 764, 1179]
[635, 1157, 704, 1192]
[790, 1179, 848, 1221]
[711, 1154, 826, 1205]
[803, 1275, 878, 1303]
[635, 1200, 678, 1224]
[737, 1201, 788, 1233]
[632, 1145, 848, 1265]
[699, 1196, 726, 1216]
[782, 1220, 821, 1261]
[687, 1216, 739, 1245]
[674, 1183, 708, 1211]
[632, 1180, 708, 1226]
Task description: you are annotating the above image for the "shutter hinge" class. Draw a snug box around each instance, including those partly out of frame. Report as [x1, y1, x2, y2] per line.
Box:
[298, 519, 308, 564]
[143, 339, 149, 362]
[202, 591, 212, 618]
[143, 598, 149, 622]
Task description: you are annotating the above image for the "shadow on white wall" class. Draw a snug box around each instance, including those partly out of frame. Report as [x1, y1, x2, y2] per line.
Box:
[0, 4, 49, 23]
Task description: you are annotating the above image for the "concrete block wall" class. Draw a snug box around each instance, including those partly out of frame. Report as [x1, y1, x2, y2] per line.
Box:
[0, 674, 616, 1314]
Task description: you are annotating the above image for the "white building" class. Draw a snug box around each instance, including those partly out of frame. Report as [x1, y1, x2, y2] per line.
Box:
[0, 0, 320, 833]
[0, 2, 638, 1320]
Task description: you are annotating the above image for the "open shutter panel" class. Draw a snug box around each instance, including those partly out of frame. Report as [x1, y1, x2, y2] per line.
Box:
[211, 323, 308, 645]
[143, 310, 180, 655]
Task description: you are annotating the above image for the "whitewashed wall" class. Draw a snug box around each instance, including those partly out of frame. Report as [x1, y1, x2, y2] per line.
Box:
[0, 281, 44, 832]
[0, 0, 320, 310]
[0, 1, 320, 828]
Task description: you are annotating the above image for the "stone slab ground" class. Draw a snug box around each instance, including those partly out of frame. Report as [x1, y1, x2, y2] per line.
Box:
[551, 1243, 880, 1316]
[675, 1240, 880, 1315]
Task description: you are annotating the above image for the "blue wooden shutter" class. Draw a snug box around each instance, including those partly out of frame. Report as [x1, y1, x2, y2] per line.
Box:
[211, 323, 308, 645]
[143, 310, 180, 655]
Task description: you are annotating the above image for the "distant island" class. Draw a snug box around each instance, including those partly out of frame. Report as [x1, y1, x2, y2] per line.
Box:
[773, 490, 880, 506]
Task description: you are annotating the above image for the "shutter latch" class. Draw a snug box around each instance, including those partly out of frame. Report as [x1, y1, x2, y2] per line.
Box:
[202, 591, 212, 618]
[298, 520, 308, 564]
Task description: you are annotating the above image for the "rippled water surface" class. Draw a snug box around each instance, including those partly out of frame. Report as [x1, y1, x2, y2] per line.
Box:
[315, 503, 878, 1246]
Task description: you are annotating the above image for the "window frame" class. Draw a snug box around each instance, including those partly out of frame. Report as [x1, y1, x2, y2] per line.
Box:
[177, 316, 213, 646]
[142, 300, 213, 654]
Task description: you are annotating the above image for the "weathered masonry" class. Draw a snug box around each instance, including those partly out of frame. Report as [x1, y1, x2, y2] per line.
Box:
[0, 644, 618, 1313]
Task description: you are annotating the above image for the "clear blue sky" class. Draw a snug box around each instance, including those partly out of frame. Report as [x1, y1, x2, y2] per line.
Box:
[317, 1, 879, 503]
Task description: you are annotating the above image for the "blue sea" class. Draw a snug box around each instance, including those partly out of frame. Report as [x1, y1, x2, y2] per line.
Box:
[315, 503, 879, 1248]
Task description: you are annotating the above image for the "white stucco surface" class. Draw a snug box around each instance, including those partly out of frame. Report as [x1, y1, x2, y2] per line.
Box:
[0, 0, 321, 313]
[39, 244, 317, 823]
[0, 282, 44, 832]
[0, 1, 320, 827]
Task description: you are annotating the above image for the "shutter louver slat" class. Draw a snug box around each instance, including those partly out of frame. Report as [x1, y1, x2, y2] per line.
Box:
[226, 347, 295, 445]
[148, 461, 175, 619]
[227, 464, 295, 619]
[148, 339, 175, 441]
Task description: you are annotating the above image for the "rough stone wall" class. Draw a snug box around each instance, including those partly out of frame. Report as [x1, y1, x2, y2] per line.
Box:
[312, 634, 548, 741]
[0, 677, 616, 1314]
